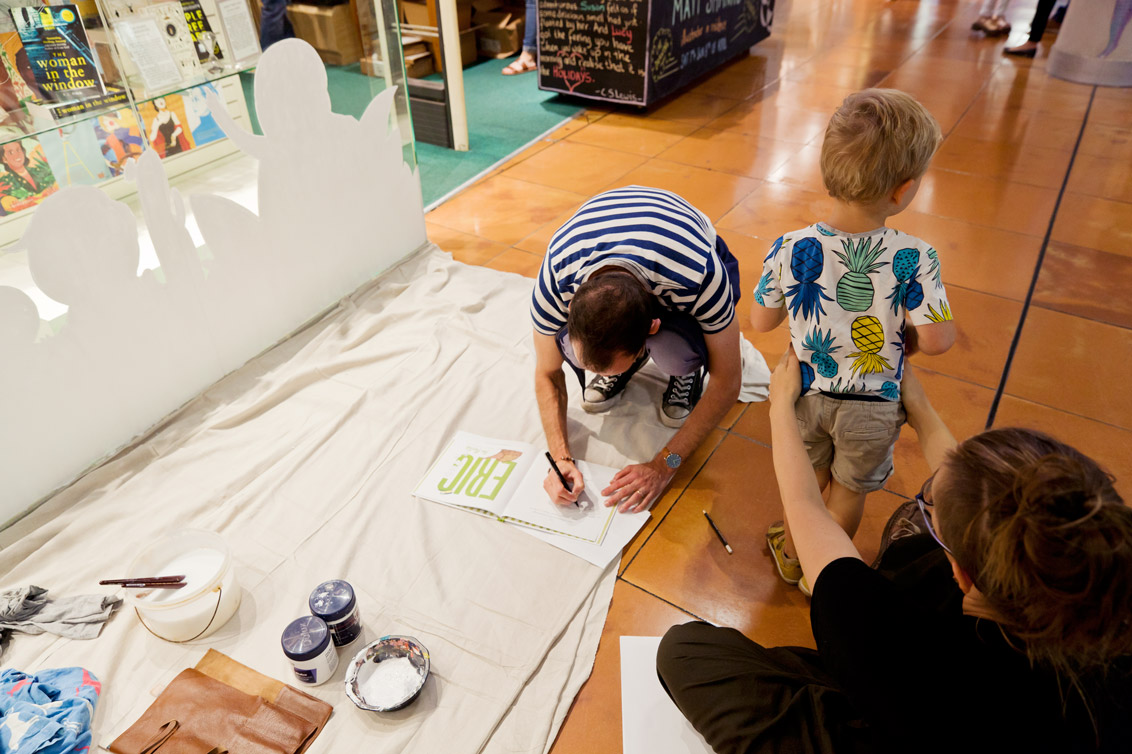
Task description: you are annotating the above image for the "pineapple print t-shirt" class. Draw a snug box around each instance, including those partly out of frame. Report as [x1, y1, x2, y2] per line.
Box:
[755, 223, 953, 401]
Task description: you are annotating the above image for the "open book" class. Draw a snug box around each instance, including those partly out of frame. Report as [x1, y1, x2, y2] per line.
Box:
[414, 431, 619, 545]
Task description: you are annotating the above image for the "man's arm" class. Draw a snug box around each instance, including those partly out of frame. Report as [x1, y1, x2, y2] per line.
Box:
[602, 318, 742, 512]
[533, 331, 584, 505]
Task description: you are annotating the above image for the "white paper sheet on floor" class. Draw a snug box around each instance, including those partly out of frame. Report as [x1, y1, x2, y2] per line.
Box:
[621, 636, 713, 754]
[0, 245, 768, 752]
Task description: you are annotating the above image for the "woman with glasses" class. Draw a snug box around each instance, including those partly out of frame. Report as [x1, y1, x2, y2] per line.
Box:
[657, 348, 1132, 754]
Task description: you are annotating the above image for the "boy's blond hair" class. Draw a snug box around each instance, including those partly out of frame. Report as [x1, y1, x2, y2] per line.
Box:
[820, 88, 942, 205]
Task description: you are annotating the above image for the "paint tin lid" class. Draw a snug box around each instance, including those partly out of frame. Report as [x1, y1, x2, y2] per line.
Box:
[309, 579, 356, 623]
[281, 615, 331, 662]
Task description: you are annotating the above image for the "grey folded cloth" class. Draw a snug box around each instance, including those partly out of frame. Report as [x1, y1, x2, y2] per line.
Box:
[0, 584, 121, 642]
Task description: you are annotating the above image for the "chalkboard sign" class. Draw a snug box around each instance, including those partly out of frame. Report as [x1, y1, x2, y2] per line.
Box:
[538, 0, 775, 106]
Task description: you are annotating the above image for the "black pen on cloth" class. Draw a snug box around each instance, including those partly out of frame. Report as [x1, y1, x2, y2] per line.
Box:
[545, 452, 580, 507]
[703, 510, 733, 554]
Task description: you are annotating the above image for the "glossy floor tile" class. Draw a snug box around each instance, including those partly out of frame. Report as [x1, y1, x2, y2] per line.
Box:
[893, 211, 1042, 302]
[622, 434, 816, 645]
[1032, 243, 1132, 330]
[1004, 306, 1132, 428]
[564, 113, 697, 157]
[426, 175, 585, 245]
[657, 128, 803, 179]
[916, 168, 1060, 237]
[598, 159, 763, 224]
[1051, 192, 1132, 258]
[992, 396, 1132, 501]
[501, 140, 649, 197]
[415, 2, 1132, 750]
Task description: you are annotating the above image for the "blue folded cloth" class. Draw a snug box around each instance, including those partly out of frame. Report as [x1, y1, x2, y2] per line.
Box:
[0, 667, 100, 754]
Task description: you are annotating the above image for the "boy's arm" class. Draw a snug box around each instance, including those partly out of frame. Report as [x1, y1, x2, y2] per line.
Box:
[750, 302, 787, 332]
[908, 320, 955, 355]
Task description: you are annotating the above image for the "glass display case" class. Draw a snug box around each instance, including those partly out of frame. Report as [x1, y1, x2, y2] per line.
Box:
[0, 0, 259, 234]
[0, 0, 417, 245]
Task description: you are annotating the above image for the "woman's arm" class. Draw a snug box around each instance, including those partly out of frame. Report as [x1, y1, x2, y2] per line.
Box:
[769, 348, 862, 583]
[900, 366, 956, 473]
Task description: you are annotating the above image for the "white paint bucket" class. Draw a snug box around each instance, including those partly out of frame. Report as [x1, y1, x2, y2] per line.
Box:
[125, 529, 241, 642]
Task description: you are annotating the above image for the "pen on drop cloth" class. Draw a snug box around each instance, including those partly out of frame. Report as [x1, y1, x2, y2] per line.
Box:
[545, 451, 580, 507]
[703, 510, 733, 554]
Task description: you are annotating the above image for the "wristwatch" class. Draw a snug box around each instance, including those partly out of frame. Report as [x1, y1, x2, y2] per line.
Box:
[661, 446, 682, 470]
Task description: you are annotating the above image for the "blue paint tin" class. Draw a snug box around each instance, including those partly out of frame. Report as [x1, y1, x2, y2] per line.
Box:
[309, 579, 362, 647]
[281, 615, 338, 686]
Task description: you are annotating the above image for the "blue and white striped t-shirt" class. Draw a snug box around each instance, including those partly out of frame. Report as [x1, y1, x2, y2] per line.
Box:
[530, 186, 735, 337]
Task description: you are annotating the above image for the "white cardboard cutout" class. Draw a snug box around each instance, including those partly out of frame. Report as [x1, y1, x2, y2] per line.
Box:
[0, 39, 427, 521]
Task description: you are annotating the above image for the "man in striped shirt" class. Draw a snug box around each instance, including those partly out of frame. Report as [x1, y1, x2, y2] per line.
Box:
[531, 186, 742, 513]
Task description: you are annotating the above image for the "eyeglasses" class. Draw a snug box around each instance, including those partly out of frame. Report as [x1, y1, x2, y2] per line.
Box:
[915, 474, 952, 555]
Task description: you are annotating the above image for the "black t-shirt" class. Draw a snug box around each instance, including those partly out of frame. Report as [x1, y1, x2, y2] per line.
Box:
[810, 554, 1132, 754]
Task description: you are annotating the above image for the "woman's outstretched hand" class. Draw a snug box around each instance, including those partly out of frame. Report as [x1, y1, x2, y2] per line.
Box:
[769, 347, 802, 409]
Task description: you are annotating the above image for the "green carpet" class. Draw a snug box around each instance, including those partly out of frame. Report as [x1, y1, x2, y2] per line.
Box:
[240, 57, 581, 207]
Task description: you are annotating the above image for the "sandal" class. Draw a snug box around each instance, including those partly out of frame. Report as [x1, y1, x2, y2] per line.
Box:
[985, 16, 1011, 36]
[501, 55, 536, 76]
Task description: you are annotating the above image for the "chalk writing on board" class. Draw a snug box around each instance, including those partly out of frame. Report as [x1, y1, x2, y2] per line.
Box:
[538, 0, 647, 102]
[537, 0, 772, 105]
[650, 28, 678, 81]
[760, 0, 774, 27]
[731, 0, 760, 42]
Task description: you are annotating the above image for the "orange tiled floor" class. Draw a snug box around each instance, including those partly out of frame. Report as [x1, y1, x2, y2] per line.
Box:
[423, 0, 1132, 750]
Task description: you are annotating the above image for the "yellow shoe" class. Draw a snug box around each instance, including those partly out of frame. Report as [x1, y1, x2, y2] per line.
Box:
[766, 521, 802, 585]
[798, 574, 812, 598]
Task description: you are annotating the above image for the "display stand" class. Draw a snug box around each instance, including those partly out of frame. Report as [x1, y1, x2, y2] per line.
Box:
[536, 0, 774, 106]
[1047, 0, 1132, 87]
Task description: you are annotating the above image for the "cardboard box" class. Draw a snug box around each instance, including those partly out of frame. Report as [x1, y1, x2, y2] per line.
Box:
[405, 50, 435, 77]
[456, 0, 473, 28]
[401, 0, 429, 25]
[402, 0, 472, 29]
[287, 3, 363, 65]
[360, 50, 435, 78]
[475, 9, 523, 59]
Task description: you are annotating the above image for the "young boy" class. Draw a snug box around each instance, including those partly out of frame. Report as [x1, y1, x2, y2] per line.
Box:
[751, 88, 957, 594]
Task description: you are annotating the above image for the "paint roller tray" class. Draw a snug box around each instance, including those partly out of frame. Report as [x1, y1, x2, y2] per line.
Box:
[344, 635, 430, 712]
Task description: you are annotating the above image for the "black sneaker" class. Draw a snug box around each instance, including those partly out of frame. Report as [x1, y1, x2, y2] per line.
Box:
[660, 370, 704, 427]
[582, 352, 648, 413]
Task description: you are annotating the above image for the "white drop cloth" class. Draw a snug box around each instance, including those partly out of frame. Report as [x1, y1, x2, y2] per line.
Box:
[0, 245, 766, 752]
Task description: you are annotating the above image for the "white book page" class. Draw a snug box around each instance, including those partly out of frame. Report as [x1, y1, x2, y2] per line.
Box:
[621, 636, 714, 754]
[514, 503, 650, 567]
[216, 0, 259, 63]
[113, 17, 184, 93]
[500, 458, 617, 543]
[413, 432, 536, 517]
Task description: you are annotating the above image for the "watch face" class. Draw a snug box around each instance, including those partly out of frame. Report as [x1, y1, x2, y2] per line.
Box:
[665, 452, 681, 469]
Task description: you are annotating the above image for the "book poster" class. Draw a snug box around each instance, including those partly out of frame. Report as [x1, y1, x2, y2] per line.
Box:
[39, 120, 110, 186]
[137, 93, 194, 158]
[139, 1, 203, 83]
[183, 81, 223, 146]
[94, 107, 145, 176]
[0, 137, 59, 215]
[9, 5, 106, 104]
[0, 31, 42, 134]
[179, 0, 223, 63]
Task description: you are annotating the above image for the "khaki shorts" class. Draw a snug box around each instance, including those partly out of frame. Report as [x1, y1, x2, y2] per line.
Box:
[795, 393, 906, 493]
